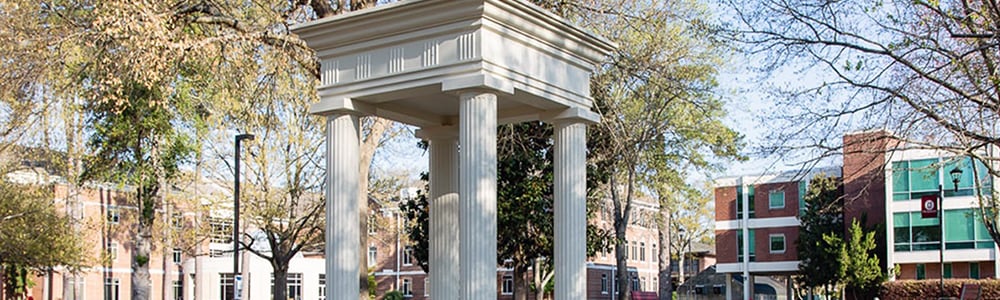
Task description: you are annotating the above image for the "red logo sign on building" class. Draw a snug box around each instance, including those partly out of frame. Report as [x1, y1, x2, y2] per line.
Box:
[922, 195, 939, 218]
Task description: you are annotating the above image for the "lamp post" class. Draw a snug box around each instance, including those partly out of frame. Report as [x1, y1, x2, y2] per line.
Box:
[234, 133, 254, 300]
[939, 166, 963, 299]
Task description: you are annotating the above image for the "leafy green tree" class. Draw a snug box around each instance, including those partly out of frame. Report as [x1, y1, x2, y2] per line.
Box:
[0, 180, 85, 299]
[797, 174, 844, 296]
[837, 220, 885, 300]
[536, 1, 744, 298]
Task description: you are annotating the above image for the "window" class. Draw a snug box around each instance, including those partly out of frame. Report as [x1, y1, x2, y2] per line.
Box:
[173, 280, 183, 300]
[798, 181, 808, 215]
[736, 230, 756, 261]
[64, 275, 85, 300]
[107, 241, 118, 260]
[631, 241, 637, 261]
[368, 246, 378, 267]
[104, 277, 120, 300]
[639, 276, 646, 291]
[652, 244, 657, 261]
[107, 206, 120, 224]
[501, 275, 514, 295]
[424, 278, 430, 297]
[944, 263, 952, 278]
[916, 264, 926, 280]
[401, 278, 412, 297]
[736, 185, 755, 218]
[209, 217, 233, 244]
[631, 276, 639, 292]
[171, 213, 184, 228]
[640, 242, 646, 261]
[892, 158, 992, 200]
[368, 214, 377, 235]
[601, 274, 608, 294]
[402, 246, 413, 266]
[769, 234, 786, 253]
[768, 190, 785, 209]
[971, 262, 980, 279]
[943, 209, 995, 250]
[271, 273, 302, 300]
[893, 212, 941, 252]
[220, 273, 234, 300]
[209, 249, 226, 258]
[173, 248, 182, 264]
[319, 274, 326, 300]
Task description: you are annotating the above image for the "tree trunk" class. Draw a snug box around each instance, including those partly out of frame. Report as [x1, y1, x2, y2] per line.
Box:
[273, 262, 289, 300]
[513, 264, 529, 300]
[615, 225, 630, 300]
[132, 223, 152, 300]
[357, 117, 392, 300]
[657, 205, 672, 300]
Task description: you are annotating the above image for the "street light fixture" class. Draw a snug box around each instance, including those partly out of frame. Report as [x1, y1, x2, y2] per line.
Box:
[939, 165, 963, 299]
[233, 133, 254, 300]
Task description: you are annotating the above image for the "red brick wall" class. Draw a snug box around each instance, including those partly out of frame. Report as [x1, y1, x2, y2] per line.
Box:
[843, 131, 892, 272]
[753, 227, 800, 262]
[716, 186, 737, 221]
[716, 230, 737, 264]
[754, 181, 801, 219]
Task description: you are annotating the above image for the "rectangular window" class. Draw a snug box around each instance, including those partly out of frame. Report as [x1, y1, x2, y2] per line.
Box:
[368, 215, 377, 235]
[173, 248, 182, 264]
[64, 275, 85, 300]
[601, 274, 608, 294]
[736, 230, 756, 261]
[640, 242, 646, 261]
[971, 262, 980, 279]
[209, 217, 233, 244]
[401, 278, 412, 296]
[107, 206, 120, 224]
[631, 241, 637, 260]
[652, 244, 657, 261]
[769, 234, 786, 253]
[104, 277, 120, 300]
[944, 263, 952, 278]
[220, 273, 235, 300]
[893, 211, 941, 252]
[319, 274, 326, 300]
[424, 278, 430, 297]
[769, 190, 785, 209]
[798, 180, 808, 215]
[402, 246, 413, 266]
[171, 213, 184, 228]
[107, 241, 118, 261]
[368, 246, 377, 267]
[736, 186, 756, 218]
[270, 273, 302, 300]
[501, 275, 514, 295]
[173, 280, 183, 300]
[916, 264, 926, 280]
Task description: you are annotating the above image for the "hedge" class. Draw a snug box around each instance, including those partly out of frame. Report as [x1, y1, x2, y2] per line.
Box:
[879, 279, 1000, 299]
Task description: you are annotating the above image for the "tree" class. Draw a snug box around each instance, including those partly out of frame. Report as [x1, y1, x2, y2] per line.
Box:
[837, 220, 885, 300]
[541, 1, 744, 298]
[722, 0, 1000, 247]
[797, 174, 845, 297]
[0, 179, 85, 299]
[668, 187, 714, 286]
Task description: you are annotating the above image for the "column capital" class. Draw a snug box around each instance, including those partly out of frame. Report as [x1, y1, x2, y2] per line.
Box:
[310, 98, 374, 116]
[441, 74, 515, 95]
[415, 125, 459, 140]
[543, 107, 600, 125]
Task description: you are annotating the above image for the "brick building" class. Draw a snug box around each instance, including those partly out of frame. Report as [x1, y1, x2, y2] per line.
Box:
[713, 130, 1000, 299]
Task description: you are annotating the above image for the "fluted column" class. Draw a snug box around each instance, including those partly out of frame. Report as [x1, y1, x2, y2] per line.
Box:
[418, 127, 460, 300]
[326, 113, 361, 300]
[553, 120, 587, 299]
[458, 91, 497, 300]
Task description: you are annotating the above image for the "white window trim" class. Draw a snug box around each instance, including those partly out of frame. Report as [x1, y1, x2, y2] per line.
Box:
[402, 246, 413, 266]
[109, 241, 119, 260]
[769, 190, 785, 209]
[501, 275, 514, 295]
[601, 274, 608, 294]
[401, 278, 413, 297]
[769, 234, 786, 254]
[424, 278, 430, 297]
